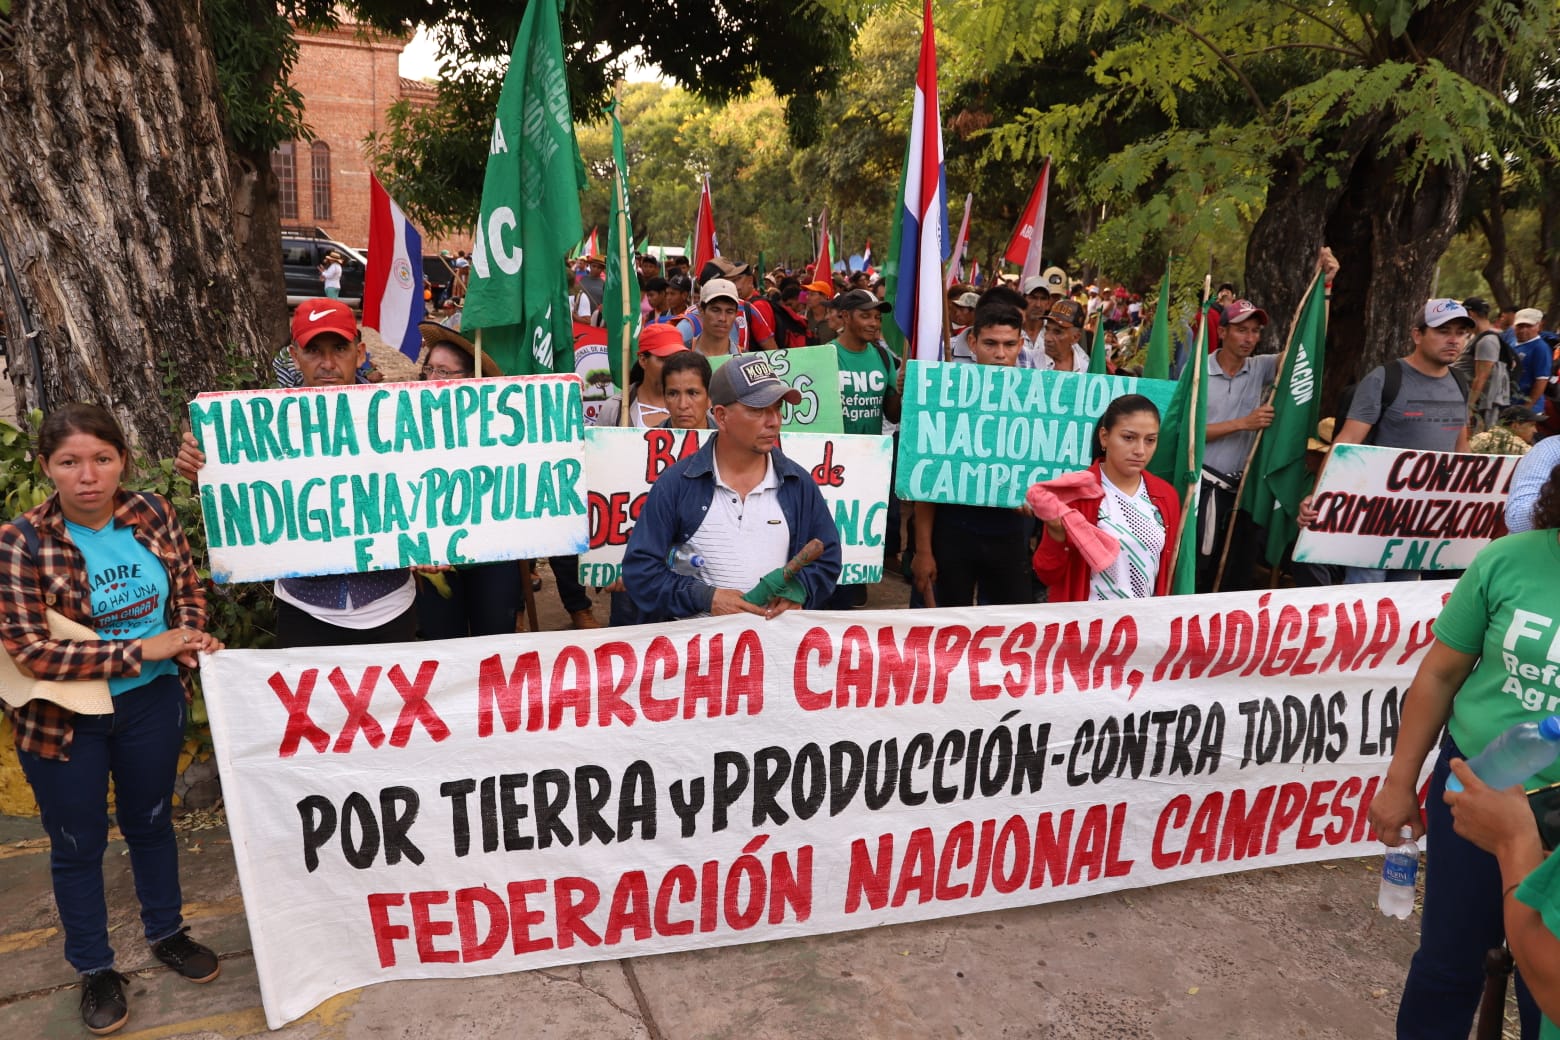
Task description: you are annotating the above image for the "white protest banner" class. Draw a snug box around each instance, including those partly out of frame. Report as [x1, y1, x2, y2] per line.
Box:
[201, 583, 1442, 1028]
[580, 428, 892, 587]
[189, 376, 587, 583]
[896, 361, 1177, 508]
[1294, 443, 1517, 570]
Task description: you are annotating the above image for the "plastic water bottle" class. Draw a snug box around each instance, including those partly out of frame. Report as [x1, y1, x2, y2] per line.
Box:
[667, 544, 706, 577]
[1378, 827, 1419, 919]
[1446, 716, 1560, 792]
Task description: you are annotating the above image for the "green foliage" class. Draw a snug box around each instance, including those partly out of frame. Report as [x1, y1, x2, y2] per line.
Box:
[205, 0, 338, 155]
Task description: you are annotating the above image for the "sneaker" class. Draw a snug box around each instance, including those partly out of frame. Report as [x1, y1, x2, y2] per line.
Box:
[80, 970, 129, 1036]
[150, 928, 220, 983]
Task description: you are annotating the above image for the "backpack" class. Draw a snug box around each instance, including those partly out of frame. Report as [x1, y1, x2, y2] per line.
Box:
[1454, 330, 1516, 383]
[766, 294, 809, 349]
[1333, 358, 1469, 445]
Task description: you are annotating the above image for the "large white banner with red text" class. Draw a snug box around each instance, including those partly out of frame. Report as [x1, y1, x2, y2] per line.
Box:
[201, 584, 1447, 1028]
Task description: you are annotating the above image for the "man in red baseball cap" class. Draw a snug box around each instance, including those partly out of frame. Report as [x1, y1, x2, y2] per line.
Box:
[176, 298, 418, 647]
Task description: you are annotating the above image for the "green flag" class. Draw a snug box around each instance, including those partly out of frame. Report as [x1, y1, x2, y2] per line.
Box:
[1087, 311, 1108, 374]
[683, 232, 692, 260]
[881, 161, 909, 360]
[636, 232, 649, 254]
[1144, 258, 1172, 381]
[1241, 272, 1328, 567]
[462, 0, 585, 376]
[1147, 306, 1207, 595]
[603, 100, 640, 391]
[757, 250, 767, 283]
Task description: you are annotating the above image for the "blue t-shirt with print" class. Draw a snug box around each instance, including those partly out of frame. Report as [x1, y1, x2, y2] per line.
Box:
[66, 519, 174, 696]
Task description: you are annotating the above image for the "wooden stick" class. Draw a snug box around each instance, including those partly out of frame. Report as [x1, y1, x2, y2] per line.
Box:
[474, 328, 484, 381]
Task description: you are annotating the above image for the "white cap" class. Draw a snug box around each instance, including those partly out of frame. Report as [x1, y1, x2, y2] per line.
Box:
[1422, 298, 1473, 329]
[1020, 275, 1047, 296]
[1514, 307, 1544, 326]
[700, 278, 741, 306]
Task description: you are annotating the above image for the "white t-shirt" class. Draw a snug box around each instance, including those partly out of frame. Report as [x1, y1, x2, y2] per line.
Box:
[321, 262, 343, 290]
[685, 455, 790, 612]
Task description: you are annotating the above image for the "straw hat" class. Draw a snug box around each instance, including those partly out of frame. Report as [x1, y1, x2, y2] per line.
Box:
[418, 310, 505, 377]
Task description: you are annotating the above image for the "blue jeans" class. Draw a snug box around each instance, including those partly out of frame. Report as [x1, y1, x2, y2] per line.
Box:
[18, 675, 187, 974]
[1396, 736, 1540, 1039]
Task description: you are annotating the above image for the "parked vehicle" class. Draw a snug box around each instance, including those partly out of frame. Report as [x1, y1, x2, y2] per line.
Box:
[282, 228, 366, 307]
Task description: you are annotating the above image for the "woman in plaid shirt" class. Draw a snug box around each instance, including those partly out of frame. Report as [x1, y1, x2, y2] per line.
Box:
[0, 404, 223, 1035]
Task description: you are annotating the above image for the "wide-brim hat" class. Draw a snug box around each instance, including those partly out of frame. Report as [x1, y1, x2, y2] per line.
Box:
[418, 310, 505, 377]
[0, 611, 112, 715]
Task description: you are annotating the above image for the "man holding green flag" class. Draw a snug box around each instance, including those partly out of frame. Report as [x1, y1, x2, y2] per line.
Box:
[462, 0, 585, 377]
[1195, 297, 1278, 593]
[1238, 250, 1338, 582]
[602, 99, 640, 393]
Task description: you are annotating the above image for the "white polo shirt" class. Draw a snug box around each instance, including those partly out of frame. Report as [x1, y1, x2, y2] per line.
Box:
[685, 454, 791, 601]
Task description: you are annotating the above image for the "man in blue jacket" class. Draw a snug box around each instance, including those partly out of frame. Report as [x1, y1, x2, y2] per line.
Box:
[623, 354, 841, 621]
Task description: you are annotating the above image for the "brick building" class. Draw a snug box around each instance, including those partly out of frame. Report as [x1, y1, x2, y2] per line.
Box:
[275, 20, 457, 253]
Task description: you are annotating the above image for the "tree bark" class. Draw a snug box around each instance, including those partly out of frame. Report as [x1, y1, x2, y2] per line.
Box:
[0, 0, 269, 460]
[1243, 3, 1506, 414]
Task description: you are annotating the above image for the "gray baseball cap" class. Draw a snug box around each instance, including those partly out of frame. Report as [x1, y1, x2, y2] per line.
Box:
[710, 355, 803, 408]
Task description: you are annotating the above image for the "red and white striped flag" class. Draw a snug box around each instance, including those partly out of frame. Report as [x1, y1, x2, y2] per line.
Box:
[363, 175, 426, 361]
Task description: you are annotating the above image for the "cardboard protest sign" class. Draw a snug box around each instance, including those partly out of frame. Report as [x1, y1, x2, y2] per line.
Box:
[1293, 444, 1516, 571]
[709, 346, 843, 433]
[895, 362, 1176, 508]
[189, 376, 587, 583]
[579, 428, 893, 588]
[202, 583, 1443, 1028]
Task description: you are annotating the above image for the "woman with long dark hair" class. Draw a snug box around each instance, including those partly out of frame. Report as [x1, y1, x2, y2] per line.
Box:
[0, 404, 223, 1035]
[1030, 394, 1181, 602]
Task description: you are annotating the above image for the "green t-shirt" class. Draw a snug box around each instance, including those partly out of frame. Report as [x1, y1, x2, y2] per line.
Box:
[833, 339, 893, 436]
[1515, 850, 1560, 1040]
[1435, 529, 1560, 788]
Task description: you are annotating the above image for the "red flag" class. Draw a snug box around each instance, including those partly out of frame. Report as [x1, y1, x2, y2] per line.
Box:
[692, 176, 718, 273]
[1003, 159, 1051, 275]
[814, 207, 833, 285]
[585, 226, 600, 256]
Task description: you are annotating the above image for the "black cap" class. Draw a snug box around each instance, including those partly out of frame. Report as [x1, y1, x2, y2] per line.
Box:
[834, 288, 891, 313]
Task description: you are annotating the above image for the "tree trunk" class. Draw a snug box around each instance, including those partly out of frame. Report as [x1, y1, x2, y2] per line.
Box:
[1475, 209, 1514, 314]
[0, 0, 269, 460]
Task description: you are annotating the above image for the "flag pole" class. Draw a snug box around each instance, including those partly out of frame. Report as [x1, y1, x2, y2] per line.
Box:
[474, 328, 484, 379]
[611, 94, 635, 427]
[1163, 274, 1210, 589]
[1212, 265, 1325, 592]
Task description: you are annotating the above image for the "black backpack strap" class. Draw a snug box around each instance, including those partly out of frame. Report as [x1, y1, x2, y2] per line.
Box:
[10, 515, 40, 563]
[1380, 359, 1403, 413]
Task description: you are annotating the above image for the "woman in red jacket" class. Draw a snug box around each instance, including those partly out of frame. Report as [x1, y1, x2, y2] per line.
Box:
[1032, 394, 1181, 601]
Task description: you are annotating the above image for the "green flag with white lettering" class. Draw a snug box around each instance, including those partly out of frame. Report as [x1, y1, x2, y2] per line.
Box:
[462, 0, 584, 376]
[1241, 272, 1328, 567]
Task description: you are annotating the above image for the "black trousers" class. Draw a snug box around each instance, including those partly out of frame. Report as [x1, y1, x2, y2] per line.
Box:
[1196, 479, 1261, 593]
[931, 520, 1031, 607]
[276, 598, 419, 648]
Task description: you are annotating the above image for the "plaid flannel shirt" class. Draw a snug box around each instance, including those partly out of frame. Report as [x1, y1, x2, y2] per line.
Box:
[0, 489, 206, 760]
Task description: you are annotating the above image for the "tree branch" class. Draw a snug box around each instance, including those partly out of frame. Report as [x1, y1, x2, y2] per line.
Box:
[1264, 0, 1370, 58]
[1150, 6, 1268, 119]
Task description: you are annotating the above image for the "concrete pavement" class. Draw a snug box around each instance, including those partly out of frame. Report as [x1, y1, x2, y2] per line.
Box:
[0, 808, 1424, 1039]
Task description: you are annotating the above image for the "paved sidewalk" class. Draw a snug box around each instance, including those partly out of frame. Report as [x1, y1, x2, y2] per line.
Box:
[0, 810, 1420, 1039]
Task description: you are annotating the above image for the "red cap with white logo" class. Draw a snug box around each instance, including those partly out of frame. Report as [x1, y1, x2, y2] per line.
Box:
[291, 298, 358, 347]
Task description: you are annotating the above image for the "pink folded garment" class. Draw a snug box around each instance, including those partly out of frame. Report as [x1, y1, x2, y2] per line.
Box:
[1027, 473, 1120, 573]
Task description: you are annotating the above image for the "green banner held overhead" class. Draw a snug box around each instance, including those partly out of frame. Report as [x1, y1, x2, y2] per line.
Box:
[896, 362, 1176, 509]
[462, 0, 585, 376]
[708, 346, 844, 433]
[603, 100, 640, 391]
